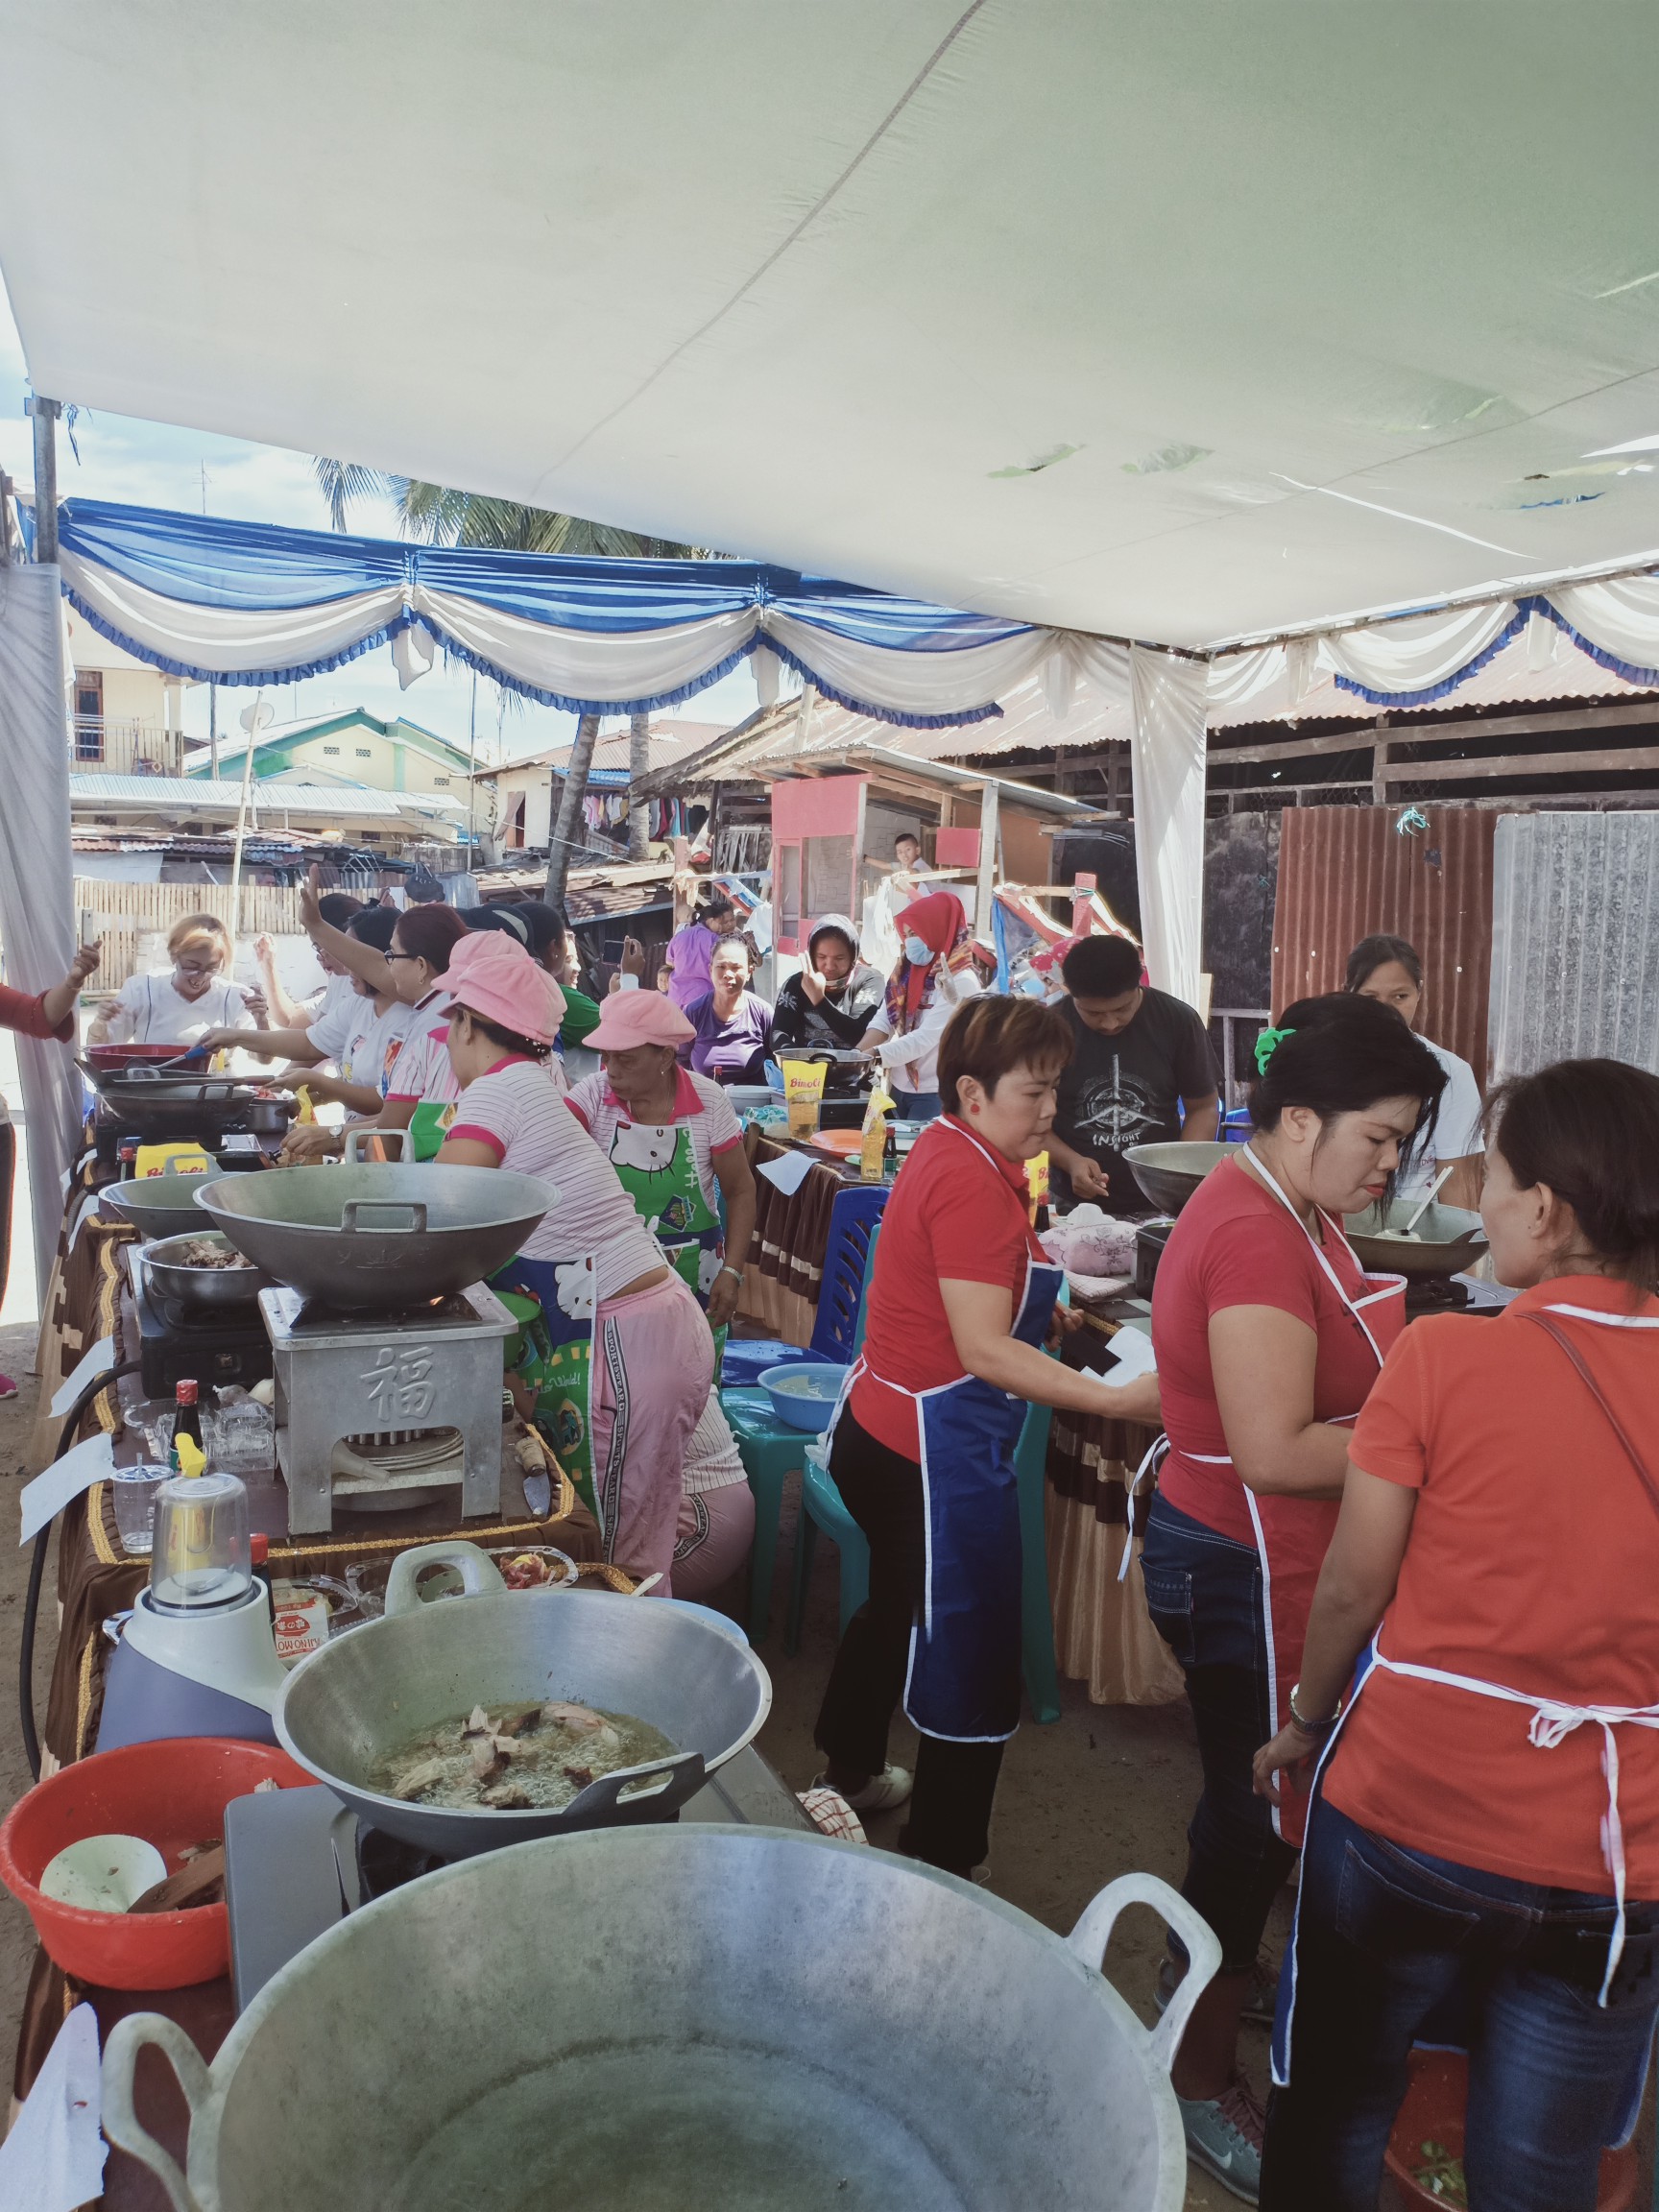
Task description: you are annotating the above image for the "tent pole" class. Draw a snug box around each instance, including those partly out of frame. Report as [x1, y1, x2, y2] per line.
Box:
[228, 692, 261, 941]
[29, 399, 59, 564]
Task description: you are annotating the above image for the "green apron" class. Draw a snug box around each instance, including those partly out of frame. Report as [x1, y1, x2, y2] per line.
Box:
[491, 1253, 604, 1540]
[604, 1118, 726, 1355]
[408, 1097, 457, 1162]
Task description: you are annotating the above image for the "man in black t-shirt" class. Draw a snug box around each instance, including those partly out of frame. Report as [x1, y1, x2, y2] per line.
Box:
[1047, 935, 1220, 1213]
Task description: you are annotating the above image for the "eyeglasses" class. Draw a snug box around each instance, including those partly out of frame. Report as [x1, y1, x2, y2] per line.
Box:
[386, 950, 422, 963]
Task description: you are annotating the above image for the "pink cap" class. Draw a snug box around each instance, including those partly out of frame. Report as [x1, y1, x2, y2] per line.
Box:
[445, 931, 566, 1045]
[586, 988, 694, 1051]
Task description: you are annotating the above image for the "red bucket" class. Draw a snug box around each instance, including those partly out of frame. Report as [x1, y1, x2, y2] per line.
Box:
[0, 1739, 309, 1989]
[1386, 2050, 1637, 2211]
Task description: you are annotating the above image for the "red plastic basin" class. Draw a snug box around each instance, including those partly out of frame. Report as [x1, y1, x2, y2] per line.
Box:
[1386, 2050, 1637, 2211]
[0, 1739, 309, 1989]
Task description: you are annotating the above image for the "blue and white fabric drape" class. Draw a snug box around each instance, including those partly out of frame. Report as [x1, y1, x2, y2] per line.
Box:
[1209, 570, 1659, 712]
[57, 499, 1057, 729]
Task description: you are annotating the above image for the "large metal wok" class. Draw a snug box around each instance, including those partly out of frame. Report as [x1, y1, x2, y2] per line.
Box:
[1343, 1197, 1488, 1280]
[276, 1540, 772, 1855]
[105, 1828, 1218, 2212]
[194, 1164, 550, 1310]
[104, 1167, 225, 1239]
[84, 1067, 294, 1142]
[1121, 1140, 1230, 1214]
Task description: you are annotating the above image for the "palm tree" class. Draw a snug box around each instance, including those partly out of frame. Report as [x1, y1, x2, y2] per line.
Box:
[314, 462, 705, 902]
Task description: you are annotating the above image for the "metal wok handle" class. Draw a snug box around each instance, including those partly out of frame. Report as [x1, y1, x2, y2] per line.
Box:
[102, 2012, 211, 2212]
[339, 1198, 428, 1236]
[383, 1539, 507, 1617]
[1066, 1872, 1222, 2075]
[562, 1749, 707, 1824]
[343, 1125, 412, 1164]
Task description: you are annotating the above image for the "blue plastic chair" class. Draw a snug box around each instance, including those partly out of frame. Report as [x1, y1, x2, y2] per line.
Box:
[719, 1182, 889, 1387]
[722, 1191, 887, 1641]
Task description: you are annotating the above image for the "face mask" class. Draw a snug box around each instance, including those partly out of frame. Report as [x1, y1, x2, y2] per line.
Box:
[903, 933, 931, 965]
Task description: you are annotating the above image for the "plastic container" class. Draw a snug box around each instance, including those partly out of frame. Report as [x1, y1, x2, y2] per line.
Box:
[757, 1362, 847, 1433]
[150, 1468, 252, 1612]
[110, 1463, 167, 1557]
[0, 1738, 310, 1987]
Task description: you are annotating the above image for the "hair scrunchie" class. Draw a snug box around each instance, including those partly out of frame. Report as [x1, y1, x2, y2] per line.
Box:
[1254, 1024, 1296, 1077]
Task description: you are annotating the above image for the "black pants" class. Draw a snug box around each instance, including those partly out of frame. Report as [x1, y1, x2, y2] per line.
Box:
[1141, 1492, 1296, 1969]
[813, 1407, 1005, 1872]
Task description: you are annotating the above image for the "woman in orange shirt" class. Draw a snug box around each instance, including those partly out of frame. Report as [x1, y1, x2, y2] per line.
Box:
[1254, 1058, 1659, 2211]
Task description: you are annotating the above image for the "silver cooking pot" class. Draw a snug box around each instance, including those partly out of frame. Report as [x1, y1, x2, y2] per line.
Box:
[193, 1163, 551, 1309]
[140, 1232, 274, 1312]
[275, 1540, 772, 1855]
[104, 1827, 1219, 2212]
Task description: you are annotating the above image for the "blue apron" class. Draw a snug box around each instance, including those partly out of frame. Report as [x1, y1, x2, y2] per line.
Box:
[835, 1118, 1063, 1743]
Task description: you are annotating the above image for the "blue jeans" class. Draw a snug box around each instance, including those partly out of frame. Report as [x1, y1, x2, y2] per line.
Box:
[1262, 1801, 1659, 2211]
[894, 1089, 943, 1121]
[1141, 1493, 1296, 1971]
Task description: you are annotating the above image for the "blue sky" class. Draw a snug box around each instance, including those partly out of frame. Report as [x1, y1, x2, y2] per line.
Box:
[0, 281, 763, 766]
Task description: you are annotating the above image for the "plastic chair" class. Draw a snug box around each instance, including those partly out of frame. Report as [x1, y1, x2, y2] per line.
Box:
[722, 1203, 885, 1642]
[718, 1182, 890, 1387]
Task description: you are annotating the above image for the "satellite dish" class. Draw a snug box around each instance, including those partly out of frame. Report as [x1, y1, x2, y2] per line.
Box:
[239, 699, 276, 735]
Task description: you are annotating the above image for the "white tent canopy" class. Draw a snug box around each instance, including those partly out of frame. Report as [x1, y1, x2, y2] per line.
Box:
[5, 2, 1659, 648]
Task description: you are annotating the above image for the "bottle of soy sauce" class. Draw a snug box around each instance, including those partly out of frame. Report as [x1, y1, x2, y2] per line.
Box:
[173, 1379, 204, 1456]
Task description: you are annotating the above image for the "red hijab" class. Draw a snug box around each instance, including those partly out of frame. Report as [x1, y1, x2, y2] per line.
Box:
[889, 891, 971, 1028]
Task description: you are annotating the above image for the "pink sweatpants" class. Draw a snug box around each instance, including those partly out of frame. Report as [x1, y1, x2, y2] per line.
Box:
[590, 1272, 712, 1591]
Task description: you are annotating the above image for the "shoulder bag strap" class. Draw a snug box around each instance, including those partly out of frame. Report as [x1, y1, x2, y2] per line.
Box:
[1521, 1310, 1659, 1527]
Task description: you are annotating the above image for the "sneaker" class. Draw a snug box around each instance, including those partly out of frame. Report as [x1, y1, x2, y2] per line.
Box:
[0, 1376, 15, 1401]
[1156, 1949, 1279, 2027]
[1176, 2080, 1265, 2204]
[812, 1765, 913, 1815]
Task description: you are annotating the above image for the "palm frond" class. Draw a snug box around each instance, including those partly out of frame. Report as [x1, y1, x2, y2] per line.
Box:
[313, 458, 402, 533]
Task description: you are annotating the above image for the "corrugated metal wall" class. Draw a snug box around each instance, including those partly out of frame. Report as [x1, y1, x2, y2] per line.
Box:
[1489, 813, 1659, 1081]
[1270, 807, 1497, 1078]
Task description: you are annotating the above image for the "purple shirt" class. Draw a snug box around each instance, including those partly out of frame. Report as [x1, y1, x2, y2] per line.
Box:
[665, 922, 722, 1011]
[682, 989, 774, 1083]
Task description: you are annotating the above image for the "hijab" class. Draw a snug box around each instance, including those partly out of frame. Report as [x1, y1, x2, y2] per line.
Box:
[885, 891, 971, 1031]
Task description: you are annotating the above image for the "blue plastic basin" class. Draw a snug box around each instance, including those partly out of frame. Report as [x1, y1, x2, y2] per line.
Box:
[757, 1363, 846, 1434]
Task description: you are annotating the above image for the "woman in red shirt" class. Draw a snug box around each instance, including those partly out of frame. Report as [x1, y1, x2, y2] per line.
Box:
[0, 944, 101, 1399]
[1254, 1058, 1659, 2210]
[1140, 993, 1446, 2198]
[813, 994, 1159, 1878]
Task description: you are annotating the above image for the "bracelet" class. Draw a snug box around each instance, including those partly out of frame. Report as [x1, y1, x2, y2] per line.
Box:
[719, 1265, 744, 1285]
[1287, 1682, 1339, 1736]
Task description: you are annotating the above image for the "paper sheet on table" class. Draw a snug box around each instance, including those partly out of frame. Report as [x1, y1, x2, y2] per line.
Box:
[1087, 1325, 1159, 1386]
[64, 1186, 103, 1253]
[20, 1431, 114, 1546]
[0, 2002, 106, 2212]
[49, 1334, 113, 1418]
[757, 1148, 817, 1198]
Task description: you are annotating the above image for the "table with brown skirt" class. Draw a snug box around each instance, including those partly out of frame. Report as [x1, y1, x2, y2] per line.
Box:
[735, 1129, 858, 1345]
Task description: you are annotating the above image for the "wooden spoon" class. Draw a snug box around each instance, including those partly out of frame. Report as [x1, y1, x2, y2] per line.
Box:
[128, 1844, 226, 1914]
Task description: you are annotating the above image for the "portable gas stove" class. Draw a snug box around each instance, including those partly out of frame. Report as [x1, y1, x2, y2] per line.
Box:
[260, 1283, 517, 1535]
[128, 1248, 275, 1398]
[223, 1752, 814, 2013]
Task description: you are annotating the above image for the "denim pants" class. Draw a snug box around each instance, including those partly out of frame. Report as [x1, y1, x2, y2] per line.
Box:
[1262, 1800, 1659, 2212]
[1141, 1492, 1296, 1970]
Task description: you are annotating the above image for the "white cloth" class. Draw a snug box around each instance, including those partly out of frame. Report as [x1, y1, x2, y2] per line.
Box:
[449, 1057, 664, 1299]
[1129, 645, 1208, 1012]
[0, 565, 81, 1291]
[1398, 1037, 1483, 1199]
[1318, 599, 1518, 698]
[301, 969, 357, 1027]
[0, 2003, 106, 2211]
[60, 549, 405, 678]
[306, 993, 416, 1096]
[102, 971, 252, 1046]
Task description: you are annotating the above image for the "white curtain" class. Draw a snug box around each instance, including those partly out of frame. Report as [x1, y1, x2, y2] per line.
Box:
[60, 551, 405, 679]
[1129, 646, 1208, 1011]
[1545, 574, 1659, 674]
[0, 565, 82, 1291]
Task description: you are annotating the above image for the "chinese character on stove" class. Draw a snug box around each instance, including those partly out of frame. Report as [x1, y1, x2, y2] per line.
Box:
[361, 1342, 436, 1422]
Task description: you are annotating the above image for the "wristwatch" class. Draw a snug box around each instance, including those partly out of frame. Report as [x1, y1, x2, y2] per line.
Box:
[1287, 1682, 1339, 1736]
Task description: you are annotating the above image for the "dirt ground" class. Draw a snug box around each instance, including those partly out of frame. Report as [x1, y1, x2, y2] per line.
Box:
[0, 1328, 1647, 2207]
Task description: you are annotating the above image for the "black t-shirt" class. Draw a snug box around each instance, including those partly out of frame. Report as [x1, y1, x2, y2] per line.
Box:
[1051, 988, 1218, 1213]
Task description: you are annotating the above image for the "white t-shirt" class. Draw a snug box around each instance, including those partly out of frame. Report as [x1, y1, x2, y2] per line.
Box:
[565, 1066, 742, 1219]
[301, 970, 357, 1026]
[1399, 1036, 1484, 1200]
[103, 972, 253, 1046]
[307, 992, 416, 1097]
[448, 1057, 664, 1300]
[869, 967, 982, 1095]
[682, 1388, 747, 1497]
